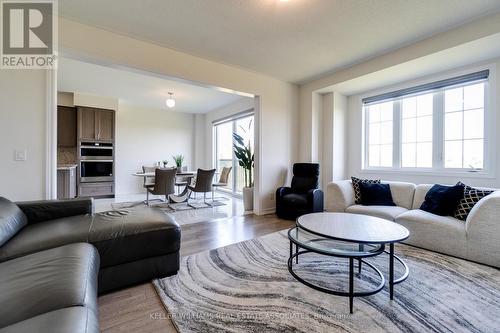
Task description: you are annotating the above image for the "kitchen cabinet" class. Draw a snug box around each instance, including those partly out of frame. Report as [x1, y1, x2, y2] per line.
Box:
[77, 107, 115, 142]
[78, 182, 114, 198]
[57, 166, 77, 199]
[57, 106, 77, 147]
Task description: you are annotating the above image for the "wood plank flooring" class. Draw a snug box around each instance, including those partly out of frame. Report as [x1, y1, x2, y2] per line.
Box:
[98, 213, 293, 333]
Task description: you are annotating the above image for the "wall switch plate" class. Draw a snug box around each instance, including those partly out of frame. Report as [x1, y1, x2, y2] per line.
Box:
[14, 150, 27, 161]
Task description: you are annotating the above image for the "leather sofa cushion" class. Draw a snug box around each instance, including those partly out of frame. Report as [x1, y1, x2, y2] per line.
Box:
[346, 205, 408, 221]
[0, 207, 180, 268]
[281, 193, 308, 208]
[90, 207, 180, 267]
[16, 198, 94, 224]
[0, 197, 27, 247]
[0, 215, 92, 262]
[290, 163, 319, 193]
[0, 307, 98, 333]
[0, 243, 99, 328]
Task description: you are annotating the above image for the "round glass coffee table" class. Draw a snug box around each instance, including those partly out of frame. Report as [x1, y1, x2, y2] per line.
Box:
[288, 212, 410, 313]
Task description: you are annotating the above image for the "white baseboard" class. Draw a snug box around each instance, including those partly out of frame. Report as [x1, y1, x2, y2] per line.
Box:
[259, 207, 276, 215]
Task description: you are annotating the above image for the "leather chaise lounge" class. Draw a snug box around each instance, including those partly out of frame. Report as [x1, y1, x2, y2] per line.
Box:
[0, 197, 181, 333]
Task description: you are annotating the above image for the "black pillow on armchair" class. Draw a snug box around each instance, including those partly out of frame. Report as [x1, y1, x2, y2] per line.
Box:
[358, 182, 396, 206]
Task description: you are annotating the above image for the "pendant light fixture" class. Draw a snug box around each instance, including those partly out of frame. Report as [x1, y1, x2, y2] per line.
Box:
[166, 92, 176, 108]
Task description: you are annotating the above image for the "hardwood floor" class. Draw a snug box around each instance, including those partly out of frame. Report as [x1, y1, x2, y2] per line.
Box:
[98, 213, 293, 333]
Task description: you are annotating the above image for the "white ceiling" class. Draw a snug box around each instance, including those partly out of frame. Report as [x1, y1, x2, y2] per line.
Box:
[59, 0, 500, 83]
[57, 57, 246, 113]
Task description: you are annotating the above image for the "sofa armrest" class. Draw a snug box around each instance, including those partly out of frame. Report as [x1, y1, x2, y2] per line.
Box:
[465, 191, 500, 235]
[326, 180, 354, 212]
[276, 187, 292, 202]
[16, 198, 94, 224]
[307, 189, 324, 212]
[464, 191, 500, 267]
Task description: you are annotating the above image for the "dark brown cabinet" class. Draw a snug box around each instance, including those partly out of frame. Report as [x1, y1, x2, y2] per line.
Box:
[57, 166, 77, 199]
[78, 107, 115, 142]
[97, 109, 115, 141]
[57, 106, 77, 147]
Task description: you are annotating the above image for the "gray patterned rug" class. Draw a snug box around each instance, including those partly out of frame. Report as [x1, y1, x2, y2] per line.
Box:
[154, 230, 500, 333]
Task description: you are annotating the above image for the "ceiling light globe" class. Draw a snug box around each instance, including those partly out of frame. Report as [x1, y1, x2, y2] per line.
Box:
[166, 97, 175, 108]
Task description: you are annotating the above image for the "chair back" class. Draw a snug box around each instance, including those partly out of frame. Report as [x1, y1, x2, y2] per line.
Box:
[142, 166, 156, 186]
[290, 163, 320, 193]
[193, 169, 216, 192]
[151, 168, 176, 195]
[218, 166, 232, 184]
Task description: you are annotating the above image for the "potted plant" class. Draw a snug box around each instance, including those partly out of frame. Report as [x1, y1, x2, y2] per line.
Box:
[233, 128, 254, 211]
[172, 155, 184, 173]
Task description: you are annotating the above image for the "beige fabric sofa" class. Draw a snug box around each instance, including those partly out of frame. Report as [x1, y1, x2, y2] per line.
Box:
[326, 180, 500, 268]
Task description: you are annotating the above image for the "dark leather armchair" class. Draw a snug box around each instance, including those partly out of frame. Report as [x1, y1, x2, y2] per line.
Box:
[276, 163, 324, 220]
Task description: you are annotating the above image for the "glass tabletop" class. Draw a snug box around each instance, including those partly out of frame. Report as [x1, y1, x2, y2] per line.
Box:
[288, 227, 384, 257]
[297, 213, 410, 244]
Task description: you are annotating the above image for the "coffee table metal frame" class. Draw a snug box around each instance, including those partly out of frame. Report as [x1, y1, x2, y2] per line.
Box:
[287, 216, 409, 314]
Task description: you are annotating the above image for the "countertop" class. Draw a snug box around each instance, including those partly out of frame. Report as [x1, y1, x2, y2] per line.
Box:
[57, 164, 78, 170]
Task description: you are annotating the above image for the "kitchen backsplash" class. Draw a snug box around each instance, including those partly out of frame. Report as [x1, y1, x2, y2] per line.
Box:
[58, 147, 77, 164]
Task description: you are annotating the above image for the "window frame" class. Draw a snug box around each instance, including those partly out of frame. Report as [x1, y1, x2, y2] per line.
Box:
[361, 65, 495, 178]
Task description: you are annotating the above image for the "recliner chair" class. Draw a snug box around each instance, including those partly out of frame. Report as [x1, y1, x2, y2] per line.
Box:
[276, 163, 324, 220]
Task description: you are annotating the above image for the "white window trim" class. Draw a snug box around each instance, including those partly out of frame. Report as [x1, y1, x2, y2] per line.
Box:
[361, 63, 496, 179]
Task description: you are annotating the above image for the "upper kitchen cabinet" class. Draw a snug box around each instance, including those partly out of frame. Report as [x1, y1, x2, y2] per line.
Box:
[57, 106, 77, 147]
[77, 107, 115, 142]
[97, 109, 115, 141]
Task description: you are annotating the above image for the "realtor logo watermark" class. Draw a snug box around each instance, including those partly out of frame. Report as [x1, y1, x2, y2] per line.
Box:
[1, 0, 57, 69]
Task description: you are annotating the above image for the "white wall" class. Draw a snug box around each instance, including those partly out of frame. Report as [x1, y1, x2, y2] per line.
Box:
[0, 70, 47, 201]
[115, 103, 195, 195]
[346, 58, 500, 188]
[58, 92, 74, 107]
[74, 93, 118, 110]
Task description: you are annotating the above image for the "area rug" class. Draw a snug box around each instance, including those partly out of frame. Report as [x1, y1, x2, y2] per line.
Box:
[111, 200, 228, 226]
[153, 230, 500, 333]
[111, 200, 226, 212]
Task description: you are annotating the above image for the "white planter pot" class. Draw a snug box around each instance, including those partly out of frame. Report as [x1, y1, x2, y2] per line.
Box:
[242, 187, 254, 211]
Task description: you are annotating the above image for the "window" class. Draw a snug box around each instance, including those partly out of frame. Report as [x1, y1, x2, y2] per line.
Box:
[367, 101, 393, 167]
[444, 83, 484, 169]
[401, 94, 433, 168]
[363, 70, 490, 173]
[213, 113, 254, 194]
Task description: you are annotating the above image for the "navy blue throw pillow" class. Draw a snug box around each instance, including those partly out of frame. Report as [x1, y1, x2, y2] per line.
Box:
[420, 184, 465, 216]
[359, 183, 396, 206]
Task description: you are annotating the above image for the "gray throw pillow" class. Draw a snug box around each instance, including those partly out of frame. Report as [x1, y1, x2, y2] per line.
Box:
[0, 197, 28, 246]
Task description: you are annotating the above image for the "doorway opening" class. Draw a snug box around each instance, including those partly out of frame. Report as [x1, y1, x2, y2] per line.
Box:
[213, 112, 254, 197]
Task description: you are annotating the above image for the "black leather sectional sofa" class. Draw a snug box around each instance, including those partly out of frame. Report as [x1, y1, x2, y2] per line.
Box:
[0, 197, 181, 333]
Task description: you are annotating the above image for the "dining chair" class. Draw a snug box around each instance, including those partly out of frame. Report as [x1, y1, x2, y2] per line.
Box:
[212, 166, 232, 200]
[187, 168, 216, 208]
[146, 168, 177, 206]
[142, 166, 156, 188]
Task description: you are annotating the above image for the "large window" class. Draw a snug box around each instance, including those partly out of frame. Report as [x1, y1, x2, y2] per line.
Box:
[363, 70, 490, 173]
